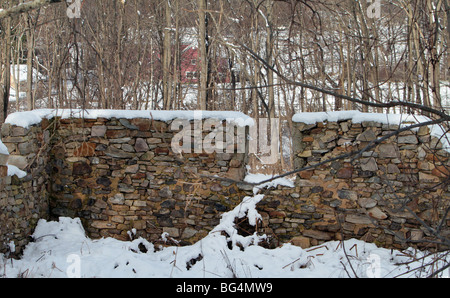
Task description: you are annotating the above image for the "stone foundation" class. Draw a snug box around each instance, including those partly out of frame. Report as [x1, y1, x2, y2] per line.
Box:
[1, 109, 449, 254]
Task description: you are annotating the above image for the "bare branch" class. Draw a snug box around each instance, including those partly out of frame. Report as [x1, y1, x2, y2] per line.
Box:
[236, 42, 450, 121]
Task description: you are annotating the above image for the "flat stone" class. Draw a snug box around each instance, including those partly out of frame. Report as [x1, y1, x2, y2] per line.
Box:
[94, 199, 108, 209]
[210, 183, 222, 192]
[337, 189, 358, 200]
[106, 130, 128, 139]
[360, 157, 378, 172]
[105, 147, 134, 159]
[11, 126, 30, 137]
[163, 227, 180, 237]
[130, 118, 151, 131]
[135, 138, 149, 152]
[303, 229, 331, 240]
[133, 200, 147, 207]
[410, 229, 423, 241]
[336, 167, 353, 179]
[358, 197, 377, 208]
[111, 215, 125, 223]
[0, 153, 9, 166]
[367, 207, 388, 220]
[321, 131, 338, 143]
[417, 126, 430, 136]
[226, 167, 245, 180]
[298, 150, 312, 158]
[119, 119, 138, 130]
[398, 135, 418, 144]
[96, 177, 112, 187]
[92, 221, 116, 229]
[18, 142, 32, 155]
[6, 155, 27, 169]
[91, 126, 107, 137]
[296, 179, 315, 187]
[72, 162, 92, 176]
[296, 123, 316, 132]
[109, 137, 131, 144]
[345, 214, 373, 225]
[290, 236, 311, 248]
[125, 164, 139, 174]
[387, 164, 400, 173]
[159, 187, 173, 198]
[109, 193, 125, 205]
[379, 144, 399, 158]
[74, 142, 96, 157]
[122, 144, 135, 152]
[181, 227, 198, 239]
[357, 129, 377, 142]
[418, 172, 440, 183]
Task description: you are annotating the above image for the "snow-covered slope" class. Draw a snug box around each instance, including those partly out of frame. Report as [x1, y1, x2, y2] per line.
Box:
[1, 190, 448, 278]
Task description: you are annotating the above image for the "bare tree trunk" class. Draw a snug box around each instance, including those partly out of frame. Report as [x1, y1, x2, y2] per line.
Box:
[427, 0, 442, 110]
[198, 0, 208, 110]
[265, 0, 275, 118]
[0, 16, 11, 123]
[25, 14, 35, 110]
[163, 0, 172, 110]
[115, 1, 125, 109]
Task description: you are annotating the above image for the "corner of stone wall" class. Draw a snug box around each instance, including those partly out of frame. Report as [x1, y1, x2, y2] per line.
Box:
[0, 119, 53, 256]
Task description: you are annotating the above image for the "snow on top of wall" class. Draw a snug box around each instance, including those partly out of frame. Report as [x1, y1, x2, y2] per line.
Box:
[291, 110, 434, 125]
[5, 109, 255, 129]
[292, 110, 450, 153]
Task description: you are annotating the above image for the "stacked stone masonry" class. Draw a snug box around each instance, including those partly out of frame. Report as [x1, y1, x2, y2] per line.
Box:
[47, 116, 248, 245]
[287, 116, 450, 250]
[0, 122, 50, 255]
[1, 110, 449, 255]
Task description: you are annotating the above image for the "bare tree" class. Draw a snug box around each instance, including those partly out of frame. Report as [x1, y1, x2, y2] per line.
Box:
[197, 0, 208, 110]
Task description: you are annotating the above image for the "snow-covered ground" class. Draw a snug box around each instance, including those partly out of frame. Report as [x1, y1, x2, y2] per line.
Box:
[1, 175, 449, 278]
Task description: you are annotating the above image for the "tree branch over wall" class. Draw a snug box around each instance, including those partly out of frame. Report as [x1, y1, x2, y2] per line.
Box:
[237, 42, 450, 121]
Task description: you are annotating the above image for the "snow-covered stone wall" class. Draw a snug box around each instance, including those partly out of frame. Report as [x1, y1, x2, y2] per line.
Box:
[288, 111, 450, 250]
[1, 109, 449, 255]
[1, 109, 252, 254]
[0, 120, 50, 256]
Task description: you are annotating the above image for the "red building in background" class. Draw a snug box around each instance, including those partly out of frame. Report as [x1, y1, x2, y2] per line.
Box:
[154, 43, 232, 84]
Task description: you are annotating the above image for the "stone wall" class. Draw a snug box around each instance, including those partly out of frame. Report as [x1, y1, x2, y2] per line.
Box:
[1, 110, 449, 254]
[0, 142, 9, 253]
[280, 112, 450, 250]
[0, 121, 51, 255]
[47, 116, 249, 244]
